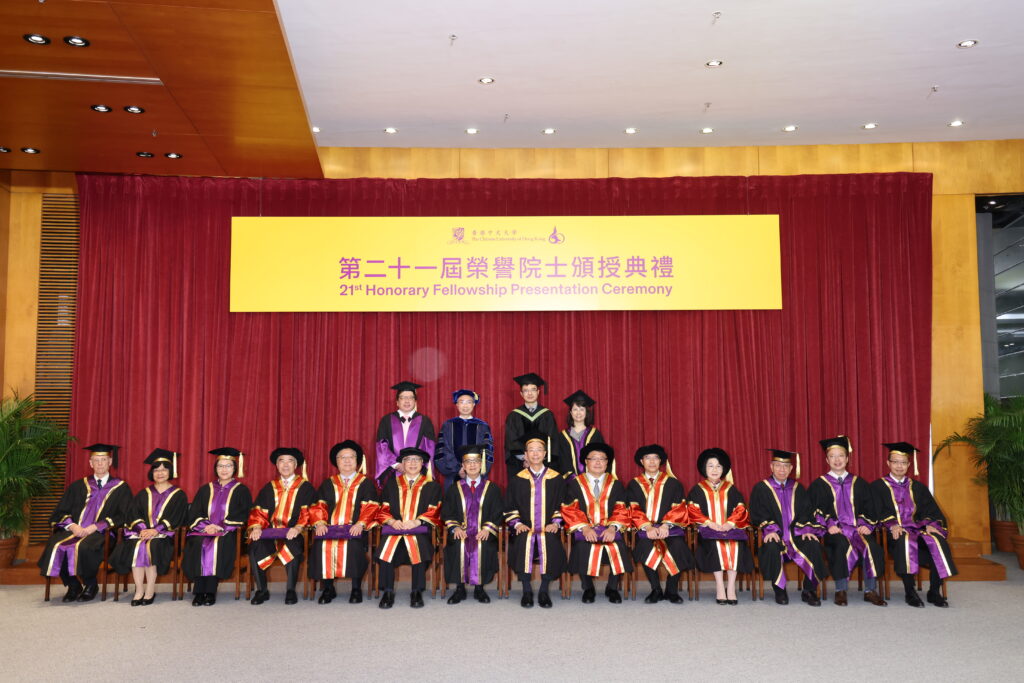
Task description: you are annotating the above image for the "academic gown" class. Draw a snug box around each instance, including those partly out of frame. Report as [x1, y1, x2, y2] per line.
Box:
[436, 416, 494, 491]
[110, 485, 189, 575]
[182, 480, 252, 580]
[808, 473, 884, 581]
[503, 405, 560, 474]
[504, 467, 567, 577]
[246, 477, 318, 571]
[442, 479, 503, 585]
[38, 477, 132, 580]
[687, 480, 754, 573]
[871, 476, 958, 579]
[627, 473, 694, 575]
[375, 412, 436, 487]
[375, 474, 442, 567]
[307, 473, 380, 580]
[748, 478, 827, 589]
[554, 427, 604, 475]
[561, 474, 633, 576]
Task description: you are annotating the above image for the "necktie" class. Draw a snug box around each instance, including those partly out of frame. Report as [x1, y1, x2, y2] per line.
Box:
[471, 480, 477, 493]
[400, 416, 409, 423]
[592, 478, 601, 499]
[648, 477, 655, 485]
[95, 478, 102, 488]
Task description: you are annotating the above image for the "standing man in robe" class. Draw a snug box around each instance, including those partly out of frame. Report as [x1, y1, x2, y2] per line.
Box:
[375, 381, 436, 489]
[872, 442, 956, 607]
[38, 443, 132, 603]
[436, 389, 493, 493]
[749, 449, 826, 606]
[808, 436, 887, 607]
[504, 373, 559, 475]
[442, 444, 503, 604]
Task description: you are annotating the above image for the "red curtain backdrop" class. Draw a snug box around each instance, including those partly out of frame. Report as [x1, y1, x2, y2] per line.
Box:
[69, 173, 932, 497]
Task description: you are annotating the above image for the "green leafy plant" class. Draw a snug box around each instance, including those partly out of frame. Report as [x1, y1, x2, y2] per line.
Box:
[934, 393, 1024, 534]
[0, 393, 71, 538]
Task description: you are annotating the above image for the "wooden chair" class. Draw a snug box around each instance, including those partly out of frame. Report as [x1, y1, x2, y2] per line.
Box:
[43, 525, 118, 602]
[878, 530, 947, 602]
[499, 528, 569, 598]
[304, 527, 373, 601]
[111, 528, 185, 601]
[244, 529, 310, 599]
[561, 528, 632, 600]
[690, 526, 760, 601]
[817, 531, 887, 600]
[181, 528, 249, 601]
[369, 525, 441, 598]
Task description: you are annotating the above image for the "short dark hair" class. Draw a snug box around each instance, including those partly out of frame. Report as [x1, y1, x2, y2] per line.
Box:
[147, 463, 172, 482]
[212, 458, 237, 478]
[566, 401, 594, 429]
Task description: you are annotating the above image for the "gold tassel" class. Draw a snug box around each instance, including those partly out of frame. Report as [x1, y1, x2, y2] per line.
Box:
[795, 452, 801, 480]
[665, 459, 675, 477]
[481, 449, 489, 476]
[302, 461, 308, 480]
[172, 452, 178, 479]
[359, 457, 366, 475]
[237, 452, 245, 479]
[913, 449, 919, 477]
[725, 469, 734, 484]
[611, 459, 617, 477]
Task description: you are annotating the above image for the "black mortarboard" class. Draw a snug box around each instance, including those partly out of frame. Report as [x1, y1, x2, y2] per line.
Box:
[457, 443, 486, 460]
[391, 381, 422, 394]
[209, 446, 245, 478]
[398, 446, 431, 463]
[883, 442, 919, 476]
[513, 373, 546, 393]
[819, 436, 853, 454]
[330, 440, 365, 471]
[767, 448, 800, 479]
[563, 390, 595, 408]
[697, 447, 732, 480]
[634, 444, 667, 467]
[520, 431, 548, 448]
[270, 447, 304, 466]
[144, 448, 178, 478]
[84, 443, 119, 468]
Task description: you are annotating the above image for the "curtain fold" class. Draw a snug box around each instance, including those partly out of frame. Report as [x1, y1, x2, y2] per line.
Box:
[70, 173, 931, 495]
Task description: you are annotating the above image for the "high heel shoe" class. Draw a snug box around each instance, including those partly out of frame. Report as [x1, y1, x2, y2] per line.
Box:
[130, 595, 144, 607]
[716, 598, 728, 605]
[141, 595, 155, 605]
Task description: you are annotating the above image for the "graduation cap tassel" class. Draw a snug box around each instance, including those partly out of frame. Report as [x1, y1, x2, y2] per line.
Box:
[172, 452, 178, 480]
[238, 452, 245, 479]
[795, 452, 801, 480]
[302, 461, 308, 480]
[665, 459, 676, 478]
[725, 468, 734, 484]
[359, 457, 366, 475]
[913, 450, 919, 477]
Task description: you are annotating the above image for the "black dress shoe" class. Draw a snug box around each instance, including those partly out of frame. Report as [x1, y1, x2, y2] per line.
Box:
[250, 589, 269, 605]
[801, 590, 821, 607]
[62, 585, 82, 603]
[774, 588, 789, 605]
[318, 591, 334, 605]
[77, 584, 99, 602]
[131, 598, 143, 607]
[203, 593, 216, 606]
[905, 591, 925, 608]
[581, 587, 596, 604]
[349, 588, 363, 604]
[606, 589, 622, 604]
[192, 594, 204, 606]
[446, 590, 465, 605]
[665, 592, 685, 604]
[927, 592, 949, 608]
[727, 599, 738, 605]
[284, 590, 298, 605]
[410, 590, 424, 608]
[834, 590, 848, 606]
[520, 591, 534, 608]
[644, 588, 664, 604]
[474, 586, 491, 603]
[537, 592, 552, 608]
[716, 598, 728, 605]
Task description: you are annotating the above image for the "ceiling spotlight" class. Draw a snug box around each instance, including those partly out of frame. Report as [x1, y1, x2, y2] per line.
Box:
[465, 128, 479, 135]
[705, 59, 723, 68]
[956, 40, 978, 49]
[63, 36, 90, 47]
[383, 127, 398, 134]
[862, 122, 878, 129]
[624, 127, 638, 135]
[0, 146, 10, 153]
[21, 147, 41, 154]
[91, 104, 112, 113]
[542, 128, 556, 135]
[478, 77, 495, 84]
[124, 105, 145, 114]
[700, 127, 714, 134]
[23, 34, 50, 45]
[164, 152, 182, 159]
[136, 152, 154, 158]
[311, 126, 320, 133]
[783, 124, 798, 132]
[948, 119, 964, 127]
[989, 200, 998, 205]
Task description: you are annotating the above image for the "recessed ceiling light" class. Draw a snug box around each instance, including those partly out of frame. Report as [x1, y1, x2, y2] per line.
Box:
[624, 127, 638, 135]
[311, 126, 320, 133]
[542, 128, 556, 135]
[164, 152, 182, 159]
[63, 36, 90, 47]
[705, 59, 723, 68]
[700, 127, 714, 134]
[124, 105, 145, 114]
[989, 200, 998, 205]
[948, 119, 964, 127]
[0, 146, 10, 153]
[91, 104, 112, 113]
[21, 147, 41, 154]
[23, 34, 50, 45]
[465, 128, 479, 135]
[957, 40, 978, 49]
[383, 127, 398, 134]
[783, 124, 798, 132]
[862, 122, 878, 129]
[136, 152, 154, 158]
[478, 77, 495, 85]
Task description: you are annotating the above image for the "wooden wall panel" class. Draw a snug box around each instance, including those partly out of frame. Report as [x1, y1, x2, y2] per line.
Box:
[608, 146, 759, 178]
[318, 147, 460, 179]
[758, 142, 915, 176]
[459, 149, 557, 179]
[2, 192, 42, 396]
[551, 148, 608, 179]
[914, 140, 1024, 196]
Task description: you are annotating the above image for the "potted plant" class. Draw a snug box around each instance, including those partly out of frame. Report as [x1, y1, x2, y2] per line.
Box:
[934, 393, 1024, 566]
[0, 393, 70, 567]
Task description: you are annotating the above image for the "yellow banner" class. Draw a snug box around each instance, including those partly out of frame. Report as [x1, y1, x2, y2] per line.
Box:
[230, 215, 781, 312]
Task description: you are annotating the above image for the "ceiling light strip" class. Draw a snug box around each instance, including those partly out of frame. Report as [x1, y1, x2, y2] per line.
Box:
[0, 70, 162, 85]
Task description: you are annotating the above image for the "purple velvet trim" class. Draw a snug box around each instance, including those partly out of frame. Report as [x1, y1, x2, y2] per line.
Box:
[462, 480, 481, 584]
[258, 527, 295, 540]
[190, 481, 239, 575]
[641, 526, 686, 540]
[761, 523, 782, 539]
[381, 525, 428, 536]
[697, 526, 748, 541]
[318, 524, 365, 539]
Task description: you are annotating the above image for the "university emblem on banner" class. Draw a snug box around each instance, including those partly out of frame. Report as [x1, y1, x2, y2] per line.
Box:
[548, 226, 565, 244]
[451, 226, 465, 243]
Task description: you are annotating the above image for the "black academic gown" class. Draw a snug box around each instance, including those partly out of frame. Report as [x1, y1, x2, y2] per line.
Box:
[627, 473, 694, 574]
[504, 467, 567, 577]
[503, 405, 559, 474]
[375, 474, 442, 567]
[110, 485, 189, 575]
[748, 478, 827, 589]
[808, 474, 885, 581]
[871, 476, 958, 579]
[687, 481, 754, 573]
[442, 479, 503, 585]
[37, 477, 132, 580]
[182, 480, 252, 580]
[553, 427, 604, 476]
[247, 477, 318, 570]
[308, 473, 380, 580]
[562, 474, 633, 576]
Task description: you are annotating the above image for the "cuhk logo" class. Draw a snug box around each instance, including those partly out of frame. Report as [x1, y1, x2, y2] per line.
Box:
[452, 227, 465, 243]
[548, 226, 564, 244]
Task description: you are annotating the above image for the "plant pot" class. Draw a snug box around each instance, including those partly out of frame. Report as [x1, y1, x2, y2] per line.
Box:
[1012, 534, 1024, 571]
[0, 536, 19, 568]
[993, 520, 1017, 552]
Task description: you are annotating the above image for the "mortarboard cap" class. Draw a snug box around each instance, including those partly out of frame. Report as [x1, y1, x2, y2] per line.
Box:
[883, 441, 919, 476]
[452, 389, 480, 404]
[768, 448, 800, 479]
[819, 436, 853, 454]
[563, 390, 595, 408]
[144, 448, 178, 478]
[209, 446, 244, 478]
[391, 381, 422, 394]
[513, 373, 547, 393]
[330, 440, 365, 473]
[698, 447, 733, 482]
[84, 443, 119, 468]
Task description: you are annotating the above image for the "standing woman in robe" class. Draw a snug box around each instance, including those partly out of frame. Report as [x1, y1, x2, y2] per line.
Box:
[110, 449, 188, 605]
[687, 448, 752, 605]
[554, 390, 604, 476]
[182, 447, 252, 606]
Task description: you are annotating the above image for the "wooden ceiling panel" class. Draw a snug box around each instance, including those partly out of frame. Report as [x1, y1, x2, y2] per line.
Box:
[0, 0, 156, 77]
[107, 0, 275, 11]
[167, 85, 312, 140]
[203, 135, 322, 179]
